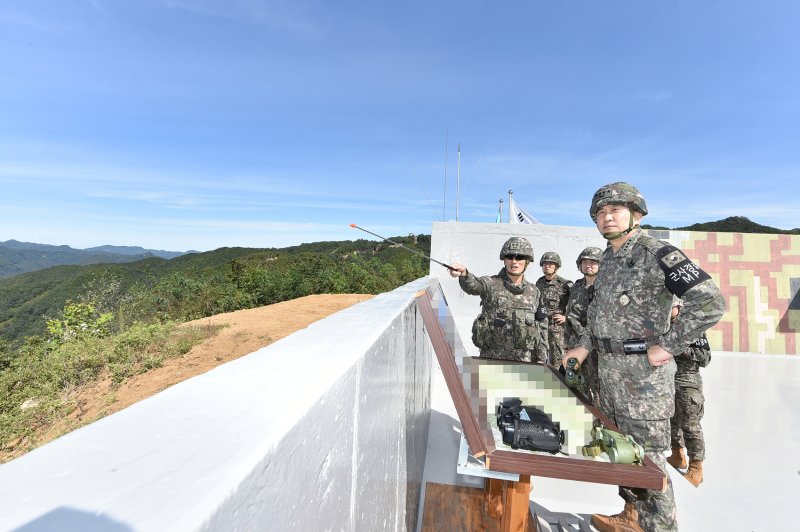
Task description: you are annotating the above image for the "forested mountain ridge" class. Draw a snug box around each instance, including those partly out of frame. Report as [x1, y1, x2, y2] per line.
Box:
[0, 240, 190, 279]
[0, 236, 431, 344]
[643, 216, 800, 234]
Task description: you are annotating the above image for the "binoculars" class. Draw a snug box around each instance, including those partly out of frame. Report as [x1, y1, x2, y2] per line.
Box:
[564, 357, 586, 391]
[582, 421, 645, 465]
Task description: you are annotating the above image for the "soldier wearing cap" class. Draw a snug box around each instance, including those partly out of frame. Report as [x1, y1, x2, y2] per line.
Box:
[536, 251, 573, 367]
[449, 237, 548, 363]
[564, 246, 603, 404]
[564, 182, 724, 532]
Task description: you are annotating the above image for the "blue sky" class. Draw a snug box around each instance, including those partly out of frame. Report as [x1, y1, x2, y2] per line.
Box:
[1, 0, 798, 252]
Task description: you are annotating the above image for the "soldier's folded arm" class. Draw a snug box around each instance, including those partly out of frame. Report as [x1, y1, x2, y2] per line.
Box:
[659, 279, 725, 357]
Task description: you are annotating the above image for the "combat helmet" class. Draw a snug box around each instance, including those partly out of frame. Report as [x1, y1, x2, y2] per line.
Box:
[589, 182, 648, 222]
[576, 246, 603, 267]
[499, 237, 534, 261]
[539, 251, 561, 267]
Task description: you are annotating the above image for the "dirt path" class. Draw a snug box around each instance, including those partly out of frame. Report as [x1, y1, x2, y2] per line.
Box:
[4, 294, 373, 462]
[109, 293, 374, 410]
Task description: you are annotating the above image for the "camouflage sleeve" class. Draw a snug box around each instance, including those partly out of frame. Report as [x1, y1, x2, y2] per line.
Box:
[531, 301, 549, 361]
[558, 281, 572, 313]
[660, 280, 724, 356]
[535, 319, 549, 361]
[565, 293, 585, 340]
[577, 298, 596, 352]
[458, 271, 488, 297]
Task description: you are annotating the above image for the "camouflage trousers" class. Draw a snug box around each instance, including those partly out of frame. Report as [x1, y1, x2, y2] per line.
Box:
[599, 359, 678, 532]
[479, 348, 535, 363]
[581, 350, 600, 406]
[546, 323, 566, 367]
[670, 373, 705, 461]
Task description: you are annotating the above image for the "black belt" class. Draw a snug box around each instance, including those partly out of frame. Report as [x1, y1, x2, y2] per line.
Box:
[593, 337, 655, 355]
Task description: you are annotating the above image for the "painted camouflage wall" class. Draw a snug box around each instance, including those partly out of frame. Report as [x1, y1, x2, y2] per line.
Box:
[430, 222, 800, 356]
[647, 229, 800, 355]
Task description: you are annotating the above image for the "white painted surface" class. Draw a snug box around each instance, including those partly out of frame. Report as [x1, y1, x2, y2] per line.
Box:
[421, 351, 799, 531]
[0, 278, 433, 532]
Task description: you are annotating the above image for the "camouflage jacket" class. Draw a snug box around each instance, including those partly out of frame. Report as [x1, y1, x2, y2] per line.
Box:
[675, 333, 711, 377]
[579, 230, 724, 356]
[579, 230, 724, 419]
[459, 268, 548, 361]
[535, 274, 573, 317]
[564, 277, 594, 349]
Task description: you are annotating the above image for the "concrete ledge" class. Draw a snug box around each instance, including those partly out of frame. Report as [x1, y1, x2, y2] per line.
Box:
[0, 278, 434, 531]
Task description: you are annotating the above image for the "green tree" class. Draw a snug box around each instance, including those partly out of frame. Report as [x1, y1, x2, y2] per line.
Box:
[46, 302, 113, 344]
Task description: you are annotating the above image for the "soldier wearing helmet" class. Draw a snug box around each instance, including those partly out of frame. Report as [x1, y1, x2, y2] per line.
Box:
[667, 299, 711, 488]
[565, 182, 724, 532]
[589, 181, 648, 241]
[564, 246, 603, 404]
[448, 237, 548, 363]
[535, 251, 573, 367]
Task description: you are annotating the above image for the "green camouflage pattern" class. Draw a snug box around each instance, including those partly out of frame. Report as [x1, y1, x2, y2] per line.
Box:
[499, 237, 534, 261]
[539, 251, 562, 267]
[459, 268, 548, 363]
[565, 277, 599, 404]
[589, 181, 648, 221]
[576, 246, 603, 267]
[579, 231, 725, 360]
[536, 274, 573, 366]
[670, 337, 710, 460]
[581, 229, 724, 531]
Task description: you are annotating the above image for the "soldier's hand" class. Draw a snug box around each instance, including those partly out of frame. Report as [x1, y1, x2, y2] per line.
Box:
[552, 312, 566, 325]
[449, 263, 467, 278]
[647, 345, 674, 367]
[563, 347, 589, 369]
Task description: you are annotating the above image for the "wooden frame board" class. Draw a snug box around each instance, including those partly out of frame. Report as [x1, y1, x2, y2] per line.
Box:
[415, 286, 665, 490]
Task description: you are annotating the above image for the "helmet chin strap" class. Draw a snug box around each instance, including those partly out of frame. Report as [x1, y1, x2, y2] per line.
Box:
[603, 208, 638, 240]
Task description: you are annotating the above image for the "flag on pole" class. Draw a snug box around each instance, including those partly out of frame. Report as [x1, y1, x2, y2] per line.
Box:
[509, 197, 540, 224]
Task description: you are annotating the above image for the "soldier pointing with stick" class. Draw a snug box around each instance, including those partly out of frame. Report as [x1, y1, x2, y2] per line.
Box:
[448, 237, 549, 364]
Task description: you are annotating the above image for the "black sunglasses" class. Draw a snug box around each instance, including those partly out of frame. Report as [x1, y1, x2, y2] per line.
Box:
[504, 254, 528, 261]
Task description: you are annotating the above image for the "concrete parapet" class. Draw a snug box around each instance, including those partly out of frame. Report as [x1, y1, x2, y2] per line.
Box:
[0, 278, 434, 531]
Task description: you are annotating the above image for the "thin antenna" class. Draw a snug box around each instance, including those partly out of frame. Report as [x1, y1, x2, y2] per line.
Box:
[417, 178, 441, 221]
[443, 127, 448, 222]
[456, 141, 461, 221]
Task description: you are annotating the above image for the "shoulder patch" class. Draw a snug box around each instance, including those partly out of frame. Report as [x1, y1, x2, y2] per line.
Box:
[655, 245, 711, 297]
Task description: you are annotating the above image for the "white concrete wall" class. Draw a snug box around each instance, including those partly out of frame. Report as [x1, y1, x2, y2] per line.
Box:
[430, 221, 607, 357]
[0, 278, 434, 532]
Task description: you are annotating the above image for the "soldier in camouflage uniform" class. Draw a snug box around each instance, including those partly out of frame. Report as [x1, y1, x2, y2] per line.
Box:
[666, 302, 711, 487]
[564, 246, 603, 404]
[449, 237, 549, 363]
[564, 182, 724, 532]
[536, 252, 573, 367]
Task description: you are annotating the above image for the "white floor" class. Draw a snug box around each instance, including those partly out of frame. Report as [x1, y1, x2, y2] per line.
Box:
[419, 352, 799, 531]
